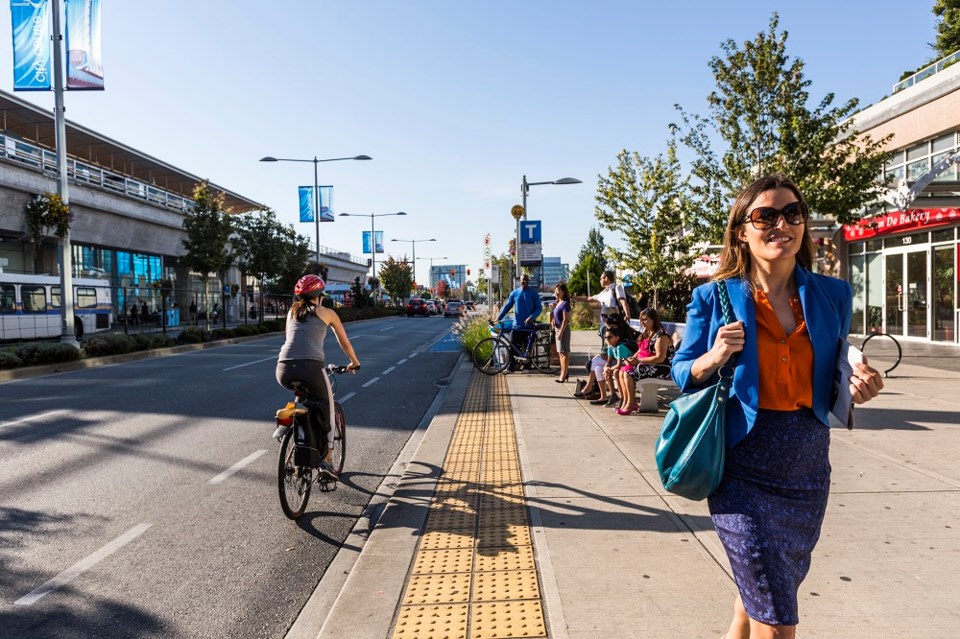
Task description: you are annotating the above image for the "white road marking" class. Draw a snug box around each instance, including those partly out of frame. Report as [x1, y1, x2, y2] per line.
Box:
[362, 377, 380, 388]
[338, 392, 356, 403]
[208, 449, 268, 484]
[409, 352, 419, 358]
[396, 358, 407, 365]
[0, 409, 67, 430]
[379, 326, 394, 331]
[223, 356, 275, 372]
[15, 523, 152, 606]
[382, 366, 396, 375]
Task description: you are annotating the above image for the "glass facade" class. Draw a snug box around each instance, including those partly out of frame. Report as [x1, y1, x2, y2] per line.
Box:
[884, 131, 959, 185]
[72, 243, 165, 318]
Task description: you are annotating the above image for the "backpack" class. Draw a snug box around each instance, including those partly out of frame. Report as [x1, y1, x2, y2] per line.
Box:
[624, 290, 641, 319]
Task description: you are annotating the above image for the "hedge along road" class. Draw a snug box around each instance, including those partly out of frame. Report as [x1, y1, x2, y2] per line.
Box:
[0, 314, 459, 639]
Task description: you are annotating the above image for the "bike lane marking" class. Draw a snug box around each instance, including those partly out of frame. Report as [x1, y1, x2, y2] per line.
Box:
[380, 326, 395, 331]
[222, 356, 275, 372]
[15, 523, 153, 606]
[382, 366, 396, 375]
[362, 377, 380, 388]
[208, 449, 268, 484]
[0, 409, 66, 430]
[339, 392, 356, 404]
[397, 358, 408, 365]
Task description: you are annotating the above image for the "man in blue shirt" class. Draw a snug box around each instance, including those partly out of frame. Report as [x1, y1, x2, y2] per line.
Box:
[497, 273, 543, 364]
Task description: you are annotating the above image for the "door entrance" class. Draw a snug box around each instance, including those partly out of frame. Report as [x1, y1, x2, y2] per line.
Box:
[884, 248, 929, 338]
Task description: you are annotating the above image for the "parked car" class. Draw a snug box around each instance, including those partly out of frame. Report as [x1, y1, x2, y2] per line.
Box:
[406, 298, 429, 317]
[539, 293, 557, 308]
[443, 300, 464, 318]
[463, 301, 476, 311]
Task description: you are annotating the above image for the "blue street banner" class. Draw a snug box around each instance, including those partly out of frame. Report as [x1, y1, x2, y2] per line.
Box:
[318, 185, 334, 223]
[362, 231, 384, 254]
[298, 186, 314, 222]
[65, 0, 104, 89]
[10, 0, 52, 91]
[299, 185, 335, 223]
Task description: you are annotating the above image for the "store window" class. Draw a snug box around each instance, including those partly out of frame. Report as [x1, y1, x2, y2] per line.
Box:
[849, 253, 865, 334]
[866, 252, 883, 333]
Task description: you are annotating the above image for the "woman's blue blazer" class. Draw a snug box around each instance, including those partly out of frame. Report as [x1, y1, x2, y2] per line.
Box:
[671, 265, 852, 448]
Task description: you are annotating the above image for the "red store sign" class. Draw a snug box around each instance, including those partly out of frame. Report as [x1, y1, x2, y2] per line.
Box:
[844, 208, 960, 241]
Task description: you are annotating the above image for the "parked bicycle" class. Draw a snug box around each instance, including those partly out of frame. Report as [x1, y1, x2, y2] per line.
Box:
[473, 319, 558, 375]
[273, 364, 348, 519]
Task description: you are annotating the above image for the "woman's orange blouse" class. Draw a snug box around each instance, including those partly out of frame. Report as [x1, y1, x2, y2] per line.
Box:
[753, 289, 814, 411]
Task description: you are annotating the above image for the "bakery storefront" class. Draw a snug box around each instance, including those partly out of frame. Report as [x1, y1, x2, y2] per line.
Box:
[845, 208, 959, 343]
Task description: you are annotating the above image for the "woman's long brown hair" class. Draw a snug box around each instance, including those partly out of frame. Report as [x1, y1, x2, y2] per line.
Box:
[290, 297, 320, 322]
[712, 173, 814, 282]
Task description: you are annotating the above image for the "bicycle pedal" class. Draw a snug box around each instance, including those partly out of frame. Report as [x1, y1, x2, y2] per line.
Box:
[318, 478, 338, 492]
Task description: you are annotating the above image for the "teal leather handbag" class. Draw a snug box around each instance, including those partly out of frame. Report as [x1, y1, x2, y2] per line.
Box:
[655, 280, 736, 501]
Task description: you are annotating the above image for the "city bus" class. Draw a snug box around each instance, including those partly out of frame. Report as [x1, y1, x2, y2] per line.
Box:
[0, 273, 113, 341]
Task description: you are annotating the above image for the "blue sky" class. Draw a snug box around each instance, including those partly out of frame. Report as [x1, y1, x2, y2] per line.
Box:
[0, 1, 938, 285]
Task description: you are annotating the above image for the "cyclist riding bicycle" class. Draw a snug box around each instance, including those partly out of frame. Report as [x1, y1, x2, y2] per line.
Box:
[275, 274, 360, 479]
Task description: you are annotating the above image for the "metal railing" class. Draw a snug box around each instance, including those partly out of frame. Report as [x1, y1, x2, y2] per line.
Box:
[893, 49, 960, 94]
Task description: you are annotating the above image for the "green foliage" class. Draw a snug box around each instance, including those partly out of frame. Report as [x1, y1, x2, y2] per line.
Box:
[83, 333, 137, 357]
[452, 314, 493, 361]
[132, 333, 174, 350]
[567, 229, 607, 296]
[379, 255, 414, 302]
[234, 209, 312, 297]
[232, 324, 258, 337]
[569, 300, 597, 330]
[595, 142, 694, 307]
[0, 350, 23, 369]
[672, 13, 891, 231]
[13, 342, 80, 365]
[25, 192, 72, 246]
[177, 326, 208, 344]
[934, 0, 960, 57]
[349, 277, 372, 308]
[181, 181, 234, 280]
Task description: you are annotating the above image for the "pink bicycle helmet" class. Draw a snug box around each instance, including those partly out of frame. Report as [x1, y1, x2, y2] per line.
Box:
[294, 274, 325, 298]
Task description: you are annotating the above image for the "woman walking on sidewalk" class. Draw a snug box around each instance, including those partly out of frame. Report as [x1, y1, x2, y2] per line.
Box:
[671, 174, 883, 639]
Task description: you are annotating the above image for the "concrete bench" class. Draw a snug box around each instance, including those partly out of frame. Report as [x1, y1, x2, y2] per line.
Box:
[631, 322, 685, 412]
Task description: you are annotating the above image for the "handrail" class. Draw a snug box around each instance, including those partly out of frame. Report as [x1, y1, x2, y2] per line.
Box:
[893, 49, 960, 93]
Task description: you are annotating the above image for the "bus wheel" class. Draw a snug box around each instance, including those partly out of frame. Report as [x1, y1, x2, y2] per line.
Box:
[74, 316, 84, 340]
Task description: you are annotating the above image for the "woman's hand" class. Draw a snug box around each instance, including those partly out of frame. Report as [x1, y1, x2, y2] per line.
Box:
[709, 320, 745, 367]
[850, 359, 883, 404]
[347, 361, 361, 374]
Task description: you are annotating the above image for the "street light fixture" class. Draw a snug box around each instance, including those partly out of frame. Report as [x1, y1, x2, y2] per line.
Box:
[417, 256, 448, 290]
[338, 212, 407, 298]
[259, 154, 372, 265]
[515, 174, 582, 282]
[391, 238, 436, 290]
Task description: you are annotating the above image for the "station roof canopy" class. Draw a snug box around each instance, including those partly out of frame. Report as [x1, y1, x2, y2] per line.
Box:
[0, 90, 263, 213]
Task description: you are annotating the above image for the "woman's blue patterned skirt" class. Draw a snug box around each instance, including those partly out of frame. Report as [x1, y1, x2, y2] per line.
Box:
[708, 408, 830, 626]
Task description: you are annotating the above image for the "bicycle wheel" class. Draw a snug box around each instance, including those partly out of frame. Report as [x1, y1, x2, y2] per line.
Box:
[473, 337, 511, 375]
[277, 428, 312, 519]
[531, 338, 559, 374]
[331, 402, 346, 475]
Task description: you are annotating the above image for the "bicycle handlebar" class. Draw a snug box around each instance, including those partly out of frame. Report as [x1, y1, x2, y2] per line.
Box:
[326, 364, 354, 374]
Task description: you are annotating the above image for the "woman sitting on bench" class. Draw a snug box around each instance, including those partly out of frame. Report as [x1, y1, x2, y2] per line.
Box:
[616, 308, 673, 415]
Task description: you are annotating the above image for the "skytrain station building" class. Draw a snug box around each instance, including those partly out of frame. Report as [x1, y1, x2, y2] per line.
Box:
[0, 89, 369, 319]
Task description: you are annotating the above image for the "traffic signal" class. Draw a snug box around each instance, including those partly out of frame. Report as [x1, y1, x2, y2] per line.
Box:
[466, 268, 470, 276]
[450, 268, 455, 277]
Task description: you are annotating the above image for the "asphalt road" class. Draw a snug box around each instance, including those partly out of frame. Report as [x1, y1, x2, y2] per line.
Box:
[0, 314, 460, 639]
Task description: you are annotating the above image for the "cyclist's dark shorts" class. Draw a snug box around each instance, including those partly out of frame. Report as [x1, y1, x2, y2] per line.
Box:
[276, 359, 328, 398]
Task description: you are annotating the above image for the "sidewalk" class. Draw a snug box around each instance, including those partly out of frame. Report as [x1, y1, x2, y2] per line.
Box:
[306, 330, 960, 639]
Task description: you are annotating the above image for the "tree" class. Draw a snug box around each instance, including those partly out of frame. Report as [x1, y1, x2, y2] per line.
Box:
[674, 13, 891, 237]
[275, 225, 312, 295]
[350, 277, 371, 308]
[933, 0, 960, 57]
[181, 181, 234, 331]
[595, 141, 695, 309]
[378, 255, 414, 302]
[435, 278, 449, 299]
[567, 229, 607, 296]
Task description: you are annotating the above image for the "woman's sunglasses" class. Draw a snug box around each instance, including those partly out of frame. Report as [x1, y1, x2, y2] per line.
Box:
[744, 201, 807, 230]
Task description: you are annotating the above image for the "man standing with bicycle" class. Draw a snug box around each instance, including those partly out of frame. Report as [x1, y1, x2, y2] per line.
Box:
[496, 273, 542, 370]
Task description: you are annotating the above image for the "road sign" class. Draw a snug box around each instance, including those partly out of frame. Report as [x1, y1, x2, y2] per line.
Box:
[519, 243, 542, 265]
[511, 204, 525, 219]
[520, 220, 541, 244]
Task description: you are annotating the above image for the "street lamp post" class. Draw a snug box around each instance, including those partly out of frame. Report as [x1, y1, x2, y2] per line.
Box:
[417, 256, 447, 291]
[259, 154, 372, 264]
[391, 238, 436, 292]
[338, 212, 407, 300]
[516, 174, 582, 285]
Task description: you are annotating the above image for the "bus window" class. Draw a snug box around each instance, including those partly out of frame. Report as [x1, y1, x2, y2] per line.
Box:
[52, 286, 61, 308]
[22, 286, 47, 313]
[0, 285, 14, 313]
[76, 288, 97, 308]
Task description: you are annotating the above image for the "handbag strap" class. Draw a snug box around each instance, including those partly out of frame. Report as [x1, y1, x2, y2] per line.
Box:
[716, 280, 737, 378]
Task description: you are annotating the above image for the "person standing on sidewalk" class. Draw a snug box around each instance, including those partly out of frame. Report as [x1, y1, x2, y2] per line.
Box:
[496, 273, 542, 364]
[671, 174, 883, 639]
[552, 283, 572, 383]
[591, 270, 630, 347]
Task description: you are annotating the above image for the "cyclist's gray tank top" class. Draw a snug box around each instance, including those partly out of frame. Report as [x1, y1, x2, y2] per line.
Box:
[277, 309, 327, 362]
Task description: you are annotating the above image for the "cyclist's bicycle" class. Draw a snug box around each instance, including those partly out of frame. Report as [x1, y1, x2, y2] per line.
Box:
[473, 319, 558, 375]
[273, 364, 348, 519]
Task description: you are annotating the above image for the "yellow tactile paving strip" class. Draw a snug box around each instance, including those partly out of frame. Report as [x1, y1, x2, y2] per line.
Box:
[392, 371, 548, 639]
